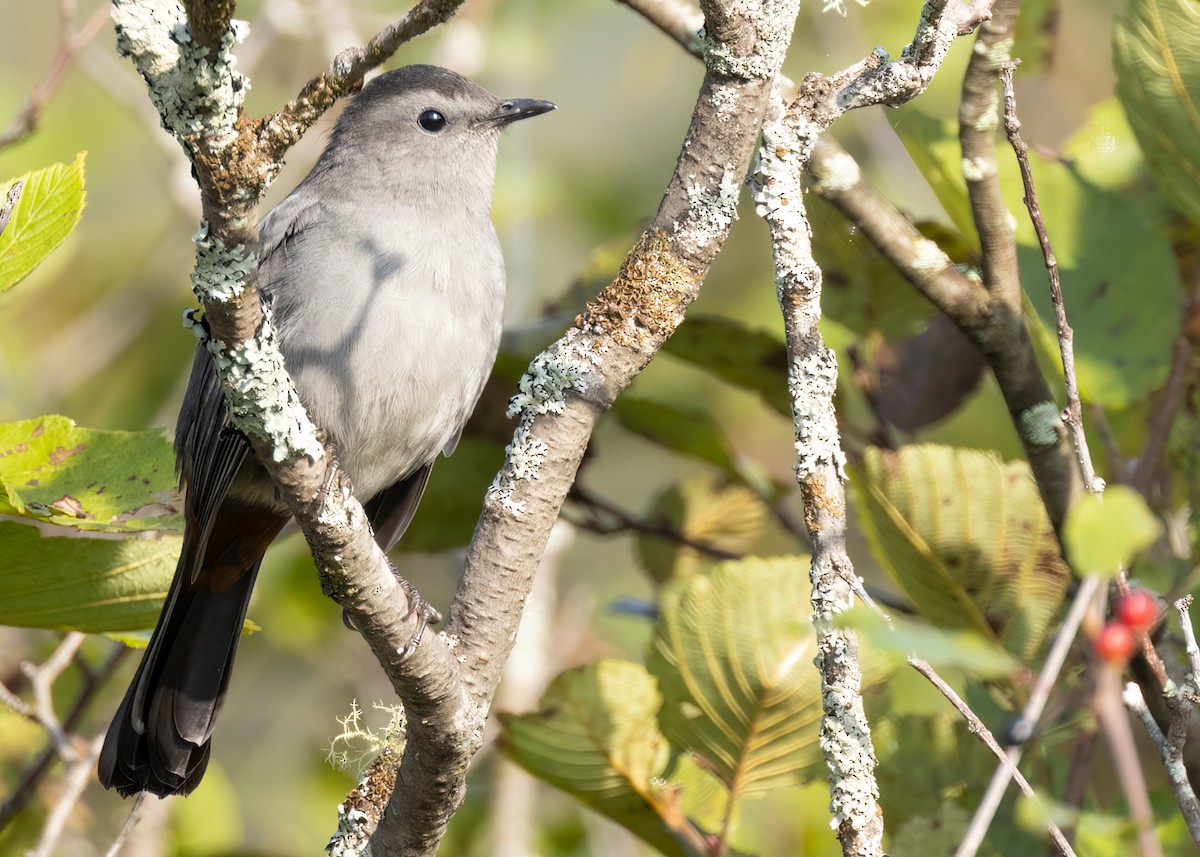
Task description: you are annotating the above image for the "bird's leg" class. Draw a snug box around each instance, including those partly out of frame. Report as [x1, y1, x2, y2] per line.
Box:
[392, 567, 442, 659]
[317, 438, 344, 518]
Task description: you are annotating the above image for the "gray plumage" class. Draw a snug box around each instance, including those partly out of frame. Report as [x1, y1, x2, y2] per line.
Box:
[99, 65, 554, 798]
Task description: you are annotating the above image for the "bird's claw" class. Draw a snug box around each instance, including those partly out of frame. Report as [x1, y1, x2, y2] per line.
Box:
[398, 577, 441, 660]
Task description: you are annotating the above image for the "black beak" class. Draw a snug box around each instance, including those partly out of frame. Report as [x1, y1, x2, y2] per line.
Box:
[486, 98, 557, 126]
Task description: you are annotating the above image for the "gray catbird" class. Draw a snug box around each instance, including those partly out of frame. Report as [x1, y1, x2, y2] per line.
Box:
[98, 65, 554, 798]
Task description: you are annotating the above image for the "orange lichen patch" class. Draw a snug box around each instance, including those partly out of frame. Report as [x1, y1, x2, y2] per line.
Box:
[577, 231, 697, 349]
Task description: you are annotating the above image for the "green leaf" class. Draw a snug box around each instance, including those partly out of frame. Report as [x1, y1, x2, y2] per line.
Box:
[1016, 156, 1183, 409]
[849, 445, 1070, 661]
[636, 472, 767, 585]
[396, 437, 505, 553]
[0, 153, 87, 295]
[661, 316, 792, 417]
[839, 607, 1018, 678]
[1114, 0, 1200, 229]
[612, 397, 738, 475]
[0, 521, 179, 632]
[1012, 0, 1061, 73]
[498, 660, 697, 857]
[0, 415, 182, 534]
[646, 557, 825, 794]
[893, 111, 977, 243]
[1063, 485, 1161, 576]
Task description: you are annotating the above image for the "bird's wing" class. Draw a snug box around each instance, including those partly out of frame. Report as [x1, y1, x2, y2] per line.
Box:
[257, 188, 330, 290]
[364, 463, 435, 553]
[175, 341, 251, 583]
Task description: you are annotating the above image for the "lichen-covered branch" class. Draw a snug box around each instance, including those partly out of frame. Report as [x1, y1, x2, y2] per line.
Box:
[749, 3, 993, 852]
[445, 0, 800, 722]
[113, 1, 475, 852]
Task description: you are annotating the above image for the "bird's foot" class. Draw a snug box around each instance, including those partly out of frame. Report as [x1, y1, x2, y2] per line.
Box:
[317, 441, 345, 518]
[398, 576, 442, 660]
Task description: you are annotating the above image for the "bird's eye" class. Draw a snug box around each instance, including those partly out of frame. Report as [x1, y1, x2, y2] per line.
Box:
[418, 109, 447, 132]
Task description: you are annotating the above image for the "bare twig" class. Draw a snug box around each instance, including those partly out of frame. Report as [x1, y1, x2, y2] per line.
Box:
[1178, 596, 1200, 689]
[908, 657, 1076, 856]
[0, 2, 111, 149]
[998, 62, 1099, 495]
[567, 484, 742, 560]
[28, 732, 106, 857]
[1095, 665, 1161, 857]
[749, 3, 994, 852]
[957, 574, 1103, 857]
[104, 792, 147, 857]
[0, 644, 128, 831]
[1125, 682, 1200, 845]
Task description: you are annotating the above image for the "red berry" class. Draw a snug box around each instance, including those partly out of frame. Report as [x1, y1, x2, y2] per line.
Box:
[1117, 590, 1159, 632]
[1094, 622, 1136, 663]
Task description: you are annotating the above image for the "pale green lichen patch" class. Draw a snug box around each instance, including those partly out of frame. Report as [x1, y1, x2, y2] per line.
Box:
[203, 304, 323, 462]
[703, 0, 801, 80]
[1020, 401, 1063, 446]
[112, 0, 249, 147]
[190, 222, 254, 303]
[961, 156, 994, 182]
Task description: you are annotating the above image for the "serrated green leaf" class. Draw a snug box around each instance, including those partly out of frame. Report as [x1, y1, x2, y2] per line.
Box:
[849, 445, 1069, 661]
[1016, 156, 1183, 409]
[0, 521, 178, 632]
[612, 397, 738, 475]
[1063, 485, 1161, 576]
[498, 660, 698, 857]
[1114, 0, 1200, 228]
[661, 316, 792, 416]
[646, 557, 825, 794]
[0, 416, 182, 534]
[0, 153, 87, 295]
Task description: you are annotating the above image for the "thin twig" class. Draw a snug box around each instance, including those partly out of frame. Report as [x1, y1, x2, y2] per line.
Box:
[104, 792, 147, 857]
[0, 180, 23, 237]
[0, 2, 111, 149]
[1125, 682, 1200, 845]
[567, 484, 743, 561]
[998, 62, 1098, 495]
[1178, 596, 1200, 690]
[28, 732, 106, 857]
[909, 657, 1076, 856]
[1095, 665, 1161, 857]
[0, 644, 127, 831]
[956, 574, 1103, 857]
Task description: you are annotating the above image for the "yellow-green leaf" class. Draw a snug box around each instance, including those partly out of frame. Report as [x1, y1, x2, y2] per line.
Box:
[0, 153, 87, 295]
[646, 557, 825, 795]
[498, 660, 696, 857]
[0, 521, 179, 632]
[0, 415, 182, 534]
[1063, 486, 1161, 576]
[1114, 0, 1200, 228]
[850, 445, 1070, 661]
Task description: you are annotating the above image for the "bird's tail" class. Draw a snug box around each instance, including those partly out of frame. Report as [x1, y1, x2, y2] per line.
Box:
[98, 555, 264, 798]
